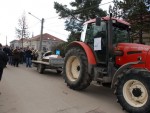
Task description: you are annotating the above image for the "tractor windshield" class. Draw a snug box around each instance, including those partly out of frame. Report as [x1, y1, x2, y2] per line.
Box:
[80, 23, 88, 42]
[80, 21, 106, 43]
[113, 24, 130, 44]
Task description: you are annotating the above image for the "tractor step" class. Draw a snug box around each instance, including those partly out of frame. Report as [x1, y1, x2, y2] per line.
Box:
[93, 66, 112, 83]
[97, 76, 112, 83]
[94, 67, 108, 80]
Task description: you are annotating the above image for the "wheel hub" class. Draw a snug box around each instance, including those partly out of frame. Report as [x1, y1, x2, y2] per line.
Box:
[123, 80, 148, 107]
[77, 66, 80, 71]
[66, 56, 80, 81]
[132, 88, 142, 97]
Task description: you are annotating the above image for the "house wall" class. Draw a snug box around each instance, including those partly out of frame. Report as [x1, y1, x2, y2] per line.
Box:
[10, 41, 19, 48]
[30, 40, 36, 49]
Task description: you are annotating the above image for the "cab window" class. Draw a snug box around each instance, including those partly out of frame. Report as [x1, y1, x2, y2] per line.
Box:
[113, 23, 130, 44]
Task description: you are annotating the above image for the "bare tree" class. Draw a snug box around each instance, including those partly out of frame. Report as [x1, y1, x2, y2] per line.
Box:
[15, 11, 30, 47]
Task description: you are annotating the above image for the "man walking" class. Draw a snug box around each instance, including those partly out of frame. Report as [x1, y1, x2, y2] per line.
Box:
[0, 43, 8, 81]
[25, 46, 32, 68]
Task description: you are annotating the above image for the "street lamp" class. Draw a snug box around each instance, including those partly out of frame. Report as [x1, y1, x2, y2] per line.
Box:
[28, 12, 44, 60]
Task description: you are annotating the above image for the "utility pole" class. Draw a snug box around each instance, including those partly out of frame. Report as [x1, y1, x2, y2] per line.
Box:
[39, 18, 44, 59]
[22, 29, 24, 48]
[28, 12, 44, 60]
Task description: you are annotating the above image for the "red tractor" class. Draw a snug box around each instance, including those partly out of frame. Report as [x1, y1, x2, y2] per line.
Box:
[63, 16, 150, 113]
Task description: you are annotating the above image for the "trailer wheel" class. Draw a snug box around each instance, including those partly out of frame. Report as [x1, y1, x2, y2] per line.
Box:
[63, 47, 92, 90]
[116, 73, 150, 113]
[37, 64, 44, 74]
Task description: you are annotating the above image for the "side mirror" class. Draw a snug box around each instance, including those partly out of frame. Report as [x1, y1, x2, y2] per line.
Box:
[96, 17, 101, 26]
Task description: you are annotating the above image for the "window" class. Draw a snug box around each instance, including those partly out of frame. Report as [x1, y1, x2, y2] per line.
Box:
[81, 21, 107, 43]
[80, 23, 88, 42]
[113, 27, 129, 44]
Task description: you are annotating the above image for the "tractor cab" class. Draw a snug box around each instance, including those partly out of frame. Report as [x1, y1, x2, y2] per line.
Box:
[80, 16, 131, 65]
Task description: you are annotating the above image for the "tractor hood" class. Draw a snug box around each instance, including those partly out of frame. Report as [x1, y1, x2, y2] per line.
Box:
[115, 43, 150, 70]
[116, 43, 150, 52]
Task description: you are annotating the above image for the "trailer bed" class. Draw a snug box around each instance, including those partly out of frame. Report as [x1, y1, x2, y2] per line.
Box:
[32, 58, 64, 74]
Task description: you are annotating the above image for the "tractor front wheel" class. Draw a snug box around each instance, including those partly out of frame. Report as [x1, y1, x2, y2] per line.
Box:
[63, 47, 92, 90]
[116, 73, 150, 113]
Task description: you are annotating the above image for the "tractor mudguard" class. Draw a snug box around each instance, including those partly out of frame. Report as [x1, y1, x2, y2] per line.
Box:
[111, 61, 144, 89]
[66, 41, 96, 65]
[66, 41, 96, 76]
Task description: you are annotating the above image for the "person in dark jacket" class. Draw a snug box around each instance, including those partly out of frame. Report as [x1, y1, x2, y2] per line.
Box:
[13, 47, 20, 67]
[0, 43, 8, 81]
[7, 47, 13, 65]
[25, 46, 32, 67]
[3, 45, 9, 55]
[19, 48, 25, 64]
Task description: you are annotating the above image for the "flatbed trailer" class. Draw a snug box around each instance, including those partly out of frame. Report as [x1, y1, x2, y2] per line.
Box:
[32, 58, 64, 74]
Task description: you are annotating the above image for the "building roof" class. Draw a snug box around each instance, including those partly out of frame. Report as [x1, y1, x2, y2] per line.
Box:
[10, 40, 19, 43]
[30, 33, 65, 42]
[10, 33, 65, 44]
[18, 38, 29, 42]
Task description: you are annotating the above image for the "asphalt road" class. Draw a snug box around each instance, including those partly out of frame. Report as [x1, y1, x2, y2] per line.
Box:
[0, 64, 127, 113]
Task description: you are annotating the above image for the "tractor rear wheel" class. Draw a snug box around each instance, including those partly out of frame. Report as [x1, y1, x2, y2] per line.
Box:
[116, 73, 150, 113]
[63, 47, 92, 90]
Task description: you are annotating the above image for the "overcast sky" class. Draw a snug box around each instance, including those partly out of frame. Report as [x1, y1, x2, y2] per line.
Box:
[0, 0, 111, 45]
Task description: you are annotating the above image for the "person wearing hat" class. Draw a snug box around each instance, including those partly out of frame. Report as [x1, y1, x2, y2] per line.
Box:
[0, 43, 8, 81]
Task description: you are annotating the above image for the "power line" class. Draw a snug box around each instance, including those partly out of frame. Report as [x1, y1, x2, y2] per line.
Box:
[45, 1, 113, 20]
[60, 1, 113, 22]
[44, 27, 69, 37]
[45, 16, 59, 20]
[44, 24, 65, 28]
[100, 1, 113, 7]
[45, 22, 65, 27]
[74, 1, 113, 13]
[40, 1, 113, 30]
[43, 2, 114, 32]
[27, 1, 113, 37]
[28, 22, 41, 29]
[45, 19, 65, 25]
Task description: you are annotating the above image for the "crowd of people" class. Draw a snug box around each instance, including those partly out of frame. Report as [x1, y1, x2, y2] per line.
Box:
[2, 45, 39, 67]
[0, 44, 40, 94]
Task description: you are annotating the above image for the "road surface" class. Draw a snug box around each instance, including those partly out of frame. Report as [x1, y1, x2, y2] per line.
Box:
[0, 64, 127, 113]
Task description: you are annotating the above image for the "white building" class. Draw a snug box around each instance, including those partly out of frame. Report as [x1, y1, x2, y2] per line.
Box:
[10, 40, 19, 48]
[10, 33, 65, 50]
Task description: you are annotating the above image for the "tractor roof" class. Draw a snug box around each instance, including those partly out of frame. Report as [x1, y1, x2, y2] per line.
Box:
[84, 16, 130, 26]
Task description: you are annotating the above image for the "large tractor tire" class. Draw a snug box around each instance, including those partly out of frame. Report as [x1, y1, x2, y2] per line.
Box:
[63, 47, 92, 90]
[116, 73, 150, 113]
